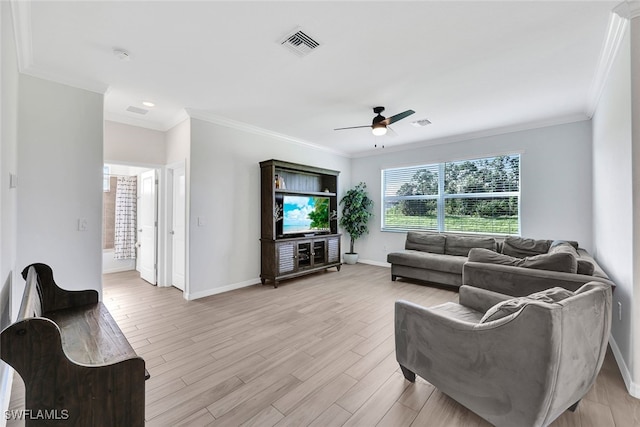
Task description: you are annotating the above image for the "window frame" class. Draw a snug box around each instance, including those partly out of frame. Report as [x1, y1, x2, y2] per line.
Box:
[381, 154, 521, 236]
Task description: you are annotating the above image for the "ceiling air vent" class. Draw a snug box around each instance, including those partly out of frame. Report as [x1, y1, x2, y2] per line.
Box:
[411, 118, 432, 127]
[280, 28, 320, 57]
[126, 106, 149, 115]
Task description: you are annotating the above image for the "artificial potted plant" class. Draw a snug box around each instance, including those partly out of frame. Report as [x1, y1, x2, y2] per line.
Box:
[339, 182, 374, 264]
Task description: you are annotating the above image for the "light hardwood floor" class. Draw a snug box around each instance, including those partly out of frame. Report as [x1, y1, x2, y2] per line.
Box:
[7, 264, 640, 426]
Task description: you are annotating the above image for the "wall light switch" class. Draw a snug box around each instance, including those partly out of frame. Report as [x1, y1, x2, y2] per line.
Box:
[9, 174, 17, 189]
[78, 218, 88, 231]
[197, 216, 206, 226]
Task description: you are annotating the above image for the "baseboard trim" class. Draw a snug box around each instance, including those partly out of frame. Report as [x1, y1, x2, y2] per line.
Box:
[185, 278, 260, 300]
[609, 335, 640, 398]
[102, 266, 136, 274]
[0, 364, 13, 427]
[356, 259, 391, 268]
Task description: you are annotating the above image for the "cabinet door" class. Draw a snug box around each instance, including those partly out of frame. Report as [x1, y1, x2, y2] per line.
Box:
[312, 239, 327, 266]
[276, 242, 296, 275]
[327, 236, 340, 263]
[297, 241, 312, 269]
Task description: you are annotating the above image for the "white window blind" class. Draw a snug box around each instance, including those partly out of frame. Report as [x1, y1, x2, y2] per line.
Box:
[382, 154, 520, 235]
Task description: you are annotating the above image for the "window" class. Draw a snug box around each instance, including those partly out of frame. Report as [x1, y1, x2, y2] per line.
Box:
[382, 154, 520, 235]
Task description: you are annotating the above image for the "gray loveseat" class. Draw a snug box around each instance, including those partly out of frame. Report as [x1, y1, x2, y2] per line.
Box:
[387, 231, 614, 294]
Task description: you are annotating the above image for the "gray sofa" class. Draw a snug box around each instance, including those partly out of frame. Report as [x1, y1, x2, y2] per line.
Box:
[387, 231, 615, 294]
[395, 282, 612, 427]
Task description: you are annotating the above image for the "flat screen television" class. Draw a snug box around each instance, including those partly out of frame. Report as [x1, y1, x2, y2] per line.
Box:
[282, 195, 331, 235]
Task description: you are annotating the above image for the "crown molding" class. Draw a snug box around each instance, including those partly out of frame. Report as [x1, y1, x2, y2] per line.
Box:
[351, 113, 589, 159]
[615, 1, 640, 19]
[185, 109, 350, 158]
[11, 0, 33, 73]
[104, 109, 190, 133]
[11, 0, 108, 94]
[630, 1, 640, 18]
[585, 8, 629, 118]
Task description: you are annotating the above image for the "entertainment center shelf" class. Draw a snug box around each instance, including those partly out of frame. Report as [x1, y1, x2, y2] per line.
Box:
[260, 159, 341, 288]
[275, 189, 337, 197]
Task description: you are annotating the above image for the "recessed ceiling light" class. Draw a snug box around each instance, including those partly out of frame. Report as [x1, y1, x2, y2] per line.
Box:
[142, 101, 155, 108]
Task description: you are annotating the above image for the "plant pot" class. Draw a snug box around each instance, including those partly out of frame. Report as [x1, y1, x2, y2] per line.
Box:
[343, 253, 358, 265]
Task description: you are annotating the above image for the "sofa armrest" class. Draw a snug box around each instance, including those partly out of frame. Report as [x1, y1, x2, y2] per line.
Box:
[463, 261, 615, 297]
[458, 285, 512, 313]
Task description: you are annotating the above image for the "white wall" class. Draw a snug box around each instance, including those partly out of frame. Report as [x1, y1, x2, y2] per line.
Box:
[104, 120, 166, 165]
[166, 118, 190, 165]
[351, 121, 593, 265]
[17, 75, 103, 295]
[1, 0, 19, 312]
[1, 0, 20, 422]
[593, 27, 633, 383]
[188, 118, 351, 299]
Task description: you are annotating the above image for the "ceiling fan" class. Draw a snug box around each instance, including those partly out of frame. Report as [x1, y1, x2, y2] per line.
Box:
[334, 106, 415, 136]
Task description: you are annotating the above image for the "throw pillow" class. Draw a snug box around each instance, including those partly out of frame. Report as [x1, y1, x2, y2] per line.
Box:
[502, 236, 552, 258]
[480, 297, 530, 323]
[550, 239, 579, 250]
[469, 248, 578, 273]
[519, 252, 577, 274]
[547, 242, 579, 274]
[468, 248, 520, 266]
[480, 287, 574, 323]
[577, 260, 595, 276]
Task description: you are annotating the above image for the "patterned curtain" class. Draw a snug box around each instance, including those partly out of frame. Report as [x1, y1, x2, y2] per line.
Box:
[114, 176, 137, 260]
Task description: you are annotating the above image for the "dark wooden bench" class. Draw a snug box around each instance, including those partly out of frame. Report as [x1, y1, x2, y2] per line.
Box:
[0, 263, 148, 426]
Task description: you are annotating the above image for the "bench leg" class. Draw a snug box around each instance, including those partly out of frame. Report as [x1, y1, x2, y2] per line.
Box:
[391, 275, 397, 281]
[400, 365, 416, 382]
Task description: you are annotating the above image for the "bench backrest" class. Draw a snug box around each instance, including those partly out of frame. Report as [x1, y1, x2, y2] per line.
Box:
[20, 263, 98, 315]
[16, 266, 43, 320]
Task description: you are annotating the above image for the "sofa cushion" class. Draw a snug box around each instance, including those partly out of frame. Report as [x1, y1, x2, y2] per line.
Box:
[549, 241, 594, 276]
[577, 260, 595, 276]
[444, 235, 497, 257]
[550, 239, 579, 250]
[387, 250, 467, 275]
[502, 236, 551, 258]
[547, 242, 579, 274]
[405, 232, 446, 254]
[480, 287, 574, 323]
[468, 248, 578, 273]
[548, 241, 579, 256]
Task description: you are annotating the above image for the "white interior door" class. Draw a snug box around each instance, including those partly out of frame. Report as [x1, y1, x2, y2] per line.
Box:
[171, 166, 186, 290]
[138, 169, 157, 284]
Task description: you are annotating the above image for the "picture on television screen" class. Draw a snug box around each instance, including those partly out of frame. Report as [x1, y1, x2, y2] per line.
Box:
[282, 195, 331, 234]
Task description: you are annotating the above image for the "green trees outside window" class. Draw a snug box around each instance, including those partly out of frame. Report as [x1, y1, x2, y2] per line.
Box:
[383, 155, 520, 234]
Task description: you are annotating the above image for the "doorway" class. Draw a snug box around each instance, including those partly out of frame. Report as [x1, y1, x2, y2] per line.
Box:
[102, 162, 187, 294]
[102, 164, 157, 284]
[166, 162, 187, 292]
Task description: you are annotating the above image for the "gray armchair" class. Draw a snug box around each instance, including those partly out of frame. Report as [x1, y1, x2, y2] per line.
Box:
[395, 282, 612, 427]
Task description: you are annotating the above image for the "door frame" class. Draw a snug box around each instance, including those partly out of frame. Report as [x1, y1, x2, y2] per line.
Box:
[161, 160, 189, 296]
[136, 169, 158, 284]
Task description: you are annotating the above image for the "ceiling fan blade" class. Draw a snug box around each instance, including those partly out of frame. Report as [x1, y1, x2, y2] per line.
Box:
[383, 109, 416, 125]
[386, 126, 398, 137]
[334, 125, 371, 131]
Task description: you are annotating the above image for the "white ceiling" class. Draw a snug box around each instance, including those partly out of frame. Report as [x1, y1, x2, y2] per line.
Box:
[15, 1, 620, 156]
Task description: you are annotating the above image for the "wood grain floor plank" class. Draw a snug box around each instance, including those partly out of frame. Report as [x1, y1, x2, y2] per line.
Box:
[6, 264, 637, 427]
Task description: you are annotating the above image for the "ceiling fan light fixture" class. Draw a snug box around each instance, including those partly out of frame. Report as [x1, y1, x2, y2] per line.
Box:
[372, 124, 387, 136]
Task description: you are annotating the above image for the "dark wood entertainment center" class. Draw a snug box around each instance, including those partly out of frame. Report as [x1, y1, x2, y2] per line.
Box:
[260, 159, 341, 287]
